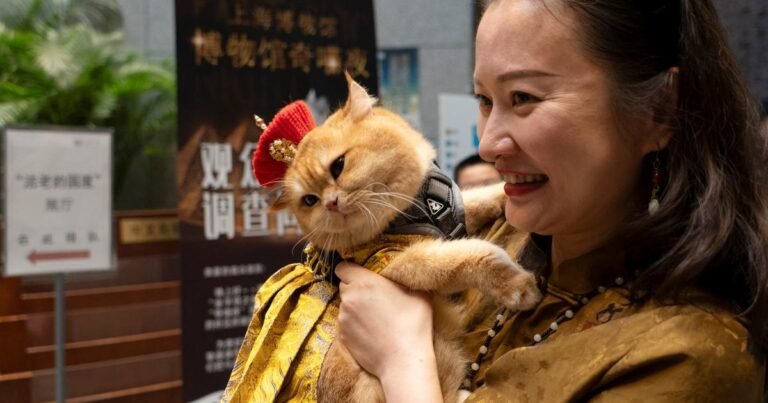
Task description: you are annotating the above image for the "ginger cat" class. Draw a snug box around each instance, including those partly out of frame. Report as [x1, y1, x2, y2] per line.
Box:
[269, 75, 541, 403]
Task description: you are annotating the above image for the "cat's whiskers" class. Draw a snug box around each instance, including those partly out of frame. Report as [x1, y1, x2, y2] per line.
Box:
[367, 193, 427, 219]
[266, 178, 299, 190]
[365, 181, 393, 193]
[371, 191, 428, 217]
[364, 199, 410, 218]
[355, 201, 380, 233]
[292, 221, 322, 256]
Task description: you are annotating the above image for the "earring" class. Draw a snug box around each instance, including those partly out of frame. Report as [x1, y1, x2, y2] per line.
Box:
[648, 154, 661, 215]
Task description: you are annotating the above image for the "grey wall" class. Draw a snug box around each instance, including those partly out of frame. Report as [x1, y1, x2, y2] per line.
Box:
[116, 0, 176, 61]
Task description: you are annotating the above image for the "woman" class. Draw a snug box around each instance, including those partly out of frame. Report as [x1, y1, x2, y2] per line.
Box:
[336, 0, 768, 401]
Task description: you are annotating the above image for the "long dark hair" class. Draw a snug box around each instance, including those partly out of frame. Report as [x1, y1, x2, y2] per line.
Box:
[483, 0, 768, 353]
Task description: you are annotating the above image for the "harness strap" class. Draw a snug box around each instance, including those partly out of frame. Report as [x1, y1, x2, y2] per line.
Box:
[385, 161, 467, 239]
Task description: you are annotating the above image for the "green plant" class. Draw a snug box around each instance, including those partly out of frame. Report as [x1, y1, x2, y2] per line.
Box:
[0, 0, 177, 208]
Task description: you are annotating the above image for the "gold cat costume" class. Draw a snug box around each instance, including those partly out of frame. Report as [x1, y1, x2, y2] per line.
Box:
[222, 234, 426, 402]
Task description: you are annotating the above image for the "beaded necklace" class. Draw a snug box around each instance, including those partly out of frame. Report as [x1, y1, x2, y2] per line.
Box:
[462, 276, 628, 390]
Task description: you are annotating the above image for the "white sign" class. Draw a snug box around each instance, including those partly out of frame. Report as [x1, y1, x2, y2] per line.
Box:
[437, 93, 480, 179]
[3, 127, 113, 276]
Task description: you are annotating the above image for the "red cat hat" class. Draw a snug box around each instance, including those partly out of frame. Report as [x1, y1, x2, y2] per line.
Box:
[252, 101, 316, 187]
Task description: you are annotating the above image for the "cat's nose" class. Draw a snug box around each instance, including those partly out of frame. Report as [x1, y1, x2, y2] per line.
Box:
[325, 196, 339, 211]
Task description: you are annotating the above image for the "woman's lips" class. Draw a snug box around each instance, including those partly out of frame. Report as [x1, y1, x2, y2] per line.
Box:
[501, 173, 549, 197]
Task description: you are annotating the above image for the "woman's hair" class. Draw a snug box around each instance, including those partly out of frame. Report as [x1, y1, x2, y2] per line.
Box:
[482, 0, 768, 353]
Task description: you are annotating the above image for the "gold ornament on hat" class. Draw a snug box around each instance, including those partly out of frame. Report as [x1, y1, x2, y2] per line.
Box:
[269, 138, 298, 163]
[254, 114, 298, 164]
[253, 114, 268, 130]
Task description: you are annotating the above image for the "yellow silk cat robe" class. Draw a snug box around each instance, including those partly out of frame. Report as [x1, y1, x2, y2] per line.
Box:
[224, 235, 436, 402]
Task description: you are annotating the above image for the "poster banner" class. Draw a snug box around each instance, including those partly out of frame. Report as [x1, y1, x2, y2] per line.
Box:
[174, 0, 378, 400]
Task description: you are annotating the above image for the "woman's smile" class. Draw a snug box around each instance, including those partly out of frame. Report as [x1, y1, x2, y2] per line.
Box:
[501, 173, 549, 197]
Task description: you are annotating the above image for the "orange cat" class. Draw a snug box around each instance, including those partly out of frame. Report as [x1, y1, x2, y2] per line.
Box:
[266, 75, 540, 402]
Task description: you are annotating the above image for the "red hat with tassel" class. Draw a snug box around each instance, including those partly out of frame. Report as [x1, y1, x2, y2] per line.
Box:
[252, 101, 316, 187]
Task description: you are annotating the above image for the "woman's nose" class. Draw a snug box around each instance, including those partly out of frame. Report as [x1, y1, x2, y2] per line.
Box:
[478, 110, 518, 162]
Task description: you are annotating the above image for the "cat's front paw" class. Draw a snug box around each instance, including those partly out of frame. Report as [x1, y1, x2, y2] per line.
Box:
[493, 270, 541, 311]
[480, 249, 541, 311]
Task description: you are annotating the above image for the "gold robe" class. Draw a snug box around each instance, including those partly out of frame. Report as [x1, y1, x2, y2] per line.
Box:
[220, 234, 431, 403]
[463, 234, 766, 402]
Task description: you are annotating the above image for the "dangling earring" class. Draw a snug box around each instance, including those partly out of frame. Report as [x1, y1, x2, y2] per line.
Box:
[648, 154, 661, 215]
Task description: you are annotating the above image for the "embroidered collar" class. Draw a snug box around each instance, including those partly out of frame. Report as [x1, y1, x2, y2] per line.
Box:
[519, 234, 631, 295]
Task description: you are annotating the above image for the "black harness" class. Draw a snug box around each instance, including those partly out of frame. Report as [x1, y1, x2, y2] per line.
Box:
[385, 162, 467, 240]
[318, 162, 466, 284]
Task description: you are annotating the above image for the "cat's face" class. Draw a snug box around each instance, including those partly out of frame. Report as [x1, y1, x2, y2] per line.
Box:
[271, 76, 435, 251]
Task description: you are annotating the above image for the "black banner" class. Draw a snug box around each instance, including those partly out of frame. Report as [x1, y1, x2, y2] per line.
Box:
[174, 0, 378, 400]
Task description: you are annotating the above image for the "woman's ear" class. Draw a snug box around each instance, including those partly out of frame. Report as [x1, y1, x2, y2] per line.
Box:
[642, 67, 678, 154]
[656, 67, 678, 149]
[342, 71, 377, 122]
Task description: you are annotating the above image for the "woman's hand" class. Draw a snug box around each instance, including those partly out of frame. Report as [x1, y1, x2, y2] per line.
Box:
[336, 262, 443, 402]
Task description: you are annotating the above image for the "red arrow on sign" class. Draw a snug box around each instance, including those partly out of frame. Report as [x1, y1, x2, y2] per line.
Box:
[27, 250, 91, 264]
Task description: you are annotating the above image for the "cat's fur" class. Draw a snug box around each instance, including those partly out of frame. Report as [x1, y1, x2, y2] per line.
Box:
[270, 75, 541, 403]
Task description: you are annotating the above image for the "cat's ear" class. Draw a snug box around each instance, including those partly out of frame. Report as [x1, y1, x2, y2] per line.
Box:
[343, 71, 377, 122]
[269, 190, 290, 212]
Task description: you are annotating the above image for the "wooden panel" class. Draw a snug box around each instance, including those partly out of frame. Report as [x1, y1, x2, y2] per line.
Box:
[29, 351, 180, 402]
[21, 254, 179, 293]
[43, 380, 182, 403]
[22, 281, 179, 313]
[0, 316, 29, 374]
[26, 329, 180, 370]
[26, 300, 180, 346]
[0, 372, 32, 403]
[0, 278, 24, 316]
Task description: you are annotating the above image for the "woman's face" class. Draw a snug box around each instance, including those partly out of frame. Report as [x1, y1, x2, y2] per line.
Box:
[475, 0, 660, 241]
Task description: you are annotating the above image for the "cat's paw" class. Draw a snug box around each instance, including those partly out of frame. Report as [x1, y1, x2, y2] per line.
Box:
[480, 248, 541, 311]
[493, 270, 541, 311]
[463, 182, 506, 234]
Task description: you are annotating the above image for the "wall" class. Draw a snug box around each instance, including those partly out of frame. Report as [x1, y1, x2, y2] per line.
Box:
[116, 0, 176, 61]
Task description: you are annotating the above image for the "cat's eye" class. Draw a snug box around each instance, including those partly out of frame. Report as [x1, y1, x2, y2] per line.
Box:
[330, 155, 345, 180]
[302, 194, 319, 206]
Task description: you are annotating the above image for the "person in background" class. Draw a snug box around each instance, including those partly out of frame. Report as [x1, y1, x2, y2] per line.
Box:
[335, 0, 768, 401]
[453, 154, 503, 189]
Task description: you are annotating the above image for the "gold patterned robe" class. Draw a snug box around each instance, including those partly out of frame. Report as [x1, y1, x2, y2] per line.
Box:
[220, 234, 432, 403]
[462, 233, 766, 402]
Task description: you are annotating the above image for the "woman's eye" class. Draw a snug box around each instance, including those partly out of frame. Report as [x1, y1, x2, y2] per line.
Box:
[512, 92, 538, 106]
[303, 195, 319, 206]
[330, 155, 345, 180]
[474, 94, 492, 108]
